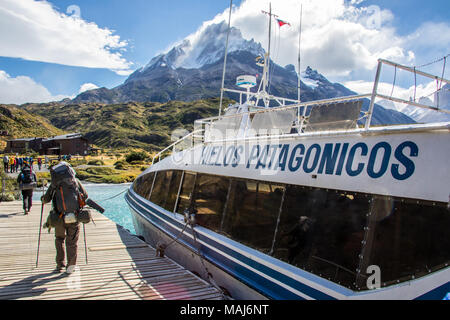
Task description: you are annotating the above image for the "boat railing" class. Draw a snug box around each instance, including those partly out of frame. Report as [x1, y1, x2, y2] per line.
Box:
[151, 129, 204, 165]
[365, 58, 450, 129]
[151, 58, 450, 165]
[193, 93, 371, 144]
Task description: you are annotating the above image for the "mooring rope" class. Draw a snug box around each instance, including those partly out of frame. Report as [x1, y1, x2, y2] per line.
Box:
[95, 188, 128, 203]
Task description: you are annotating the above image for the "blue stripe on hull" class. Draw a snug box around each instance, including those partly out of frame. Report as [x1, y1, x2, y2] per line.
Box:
[126, 188, 448, 300]
[126, 190, 338, 300]
[415, 282, 450, 300]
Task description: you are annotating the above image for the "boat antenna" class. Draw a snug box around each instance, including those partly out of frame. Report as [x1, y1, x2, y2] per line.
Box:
[297, 4, 303, 103]
[218, 0, 233, 118]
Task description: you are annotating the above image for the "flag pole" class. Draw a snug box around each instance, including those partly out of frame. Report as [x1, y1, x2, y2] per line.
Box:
[218, 0, 233, 118]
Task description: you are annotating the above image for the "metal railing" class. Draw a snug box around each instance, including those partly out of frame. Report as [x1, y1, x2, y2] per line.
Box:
[151, 130, 204, 165]
[150, 58, 450, 166]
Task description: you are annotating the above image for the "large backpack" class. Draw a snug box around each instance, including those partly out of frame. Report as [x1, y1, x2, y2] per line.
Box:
[50, 162, 84, 215]
[22, 167, 33, 184]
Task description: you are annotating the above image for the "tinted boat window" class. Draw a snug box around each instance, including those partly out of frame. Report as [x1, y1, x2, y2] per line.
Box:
[150, 171, 173, 207]
[223, 180, 284, 254]
[192, 174, 230, 232]
[176, 172, 196, 214]
[162, 170, 182, 212]
[273, 186, 369, 290]
[133, 171, 155, 199]
[359, 198, 450, 290]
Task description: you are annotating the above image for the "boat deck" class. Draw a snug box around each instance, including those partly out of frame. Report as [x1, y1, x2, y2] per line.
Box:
[0, 201, 224, 300]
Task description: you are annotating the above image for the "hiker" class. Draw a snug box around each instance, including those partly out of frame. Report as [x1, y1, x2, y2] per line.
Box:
[17, 164, 37, 214]
[18, 156, 23, 171]
[9, 156, 15, 173]
[41, 162, 88, 274]
[2, 155, 8, 173]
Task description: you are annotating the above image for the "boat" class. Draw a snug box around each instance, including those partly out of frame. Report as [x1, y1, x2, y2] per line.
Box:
[125, 4, 450, 300]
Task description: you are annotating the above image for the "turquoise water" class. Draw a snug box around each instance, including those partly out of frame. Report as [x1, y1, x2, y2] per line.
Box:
[32, 183, 135, 234]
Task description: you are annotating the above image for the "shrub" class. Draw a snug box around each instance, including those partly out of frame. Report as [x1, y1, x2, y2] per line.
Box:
[87, 159, 105, 166]
[125, 151, 148, 163]
[114, 160, 129, 170]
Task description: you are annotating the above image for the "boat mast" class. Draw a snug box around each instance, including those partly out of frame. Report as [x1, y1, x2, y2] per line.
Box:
[260, 3, 278, 108]
[218, 0, 233, 117]
[266, 2, 272, 95]
[297, 4, 303, 103]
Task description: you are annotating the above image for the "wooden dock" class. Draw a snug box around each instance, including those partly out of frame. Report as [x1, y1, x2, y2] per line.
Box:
[0, 201, 224, 300]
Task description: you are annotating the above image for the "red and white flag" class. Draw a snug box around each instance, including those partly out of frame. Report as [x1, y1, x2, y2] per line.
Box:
[276, 19, 290, 27]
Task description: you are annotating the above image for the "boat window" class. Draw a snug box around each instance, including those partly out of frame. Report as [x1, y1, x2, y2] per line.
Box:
[251, 108, 296, 135]
[176, 172, 196, 214]
[192, 174, 230, 232]
[304, 100, 362, 132]
[358, 198, 450, 290]
[222, 180, 284, 254]
[272, 186, 369, 290]
[207, 114, 243, 141]
[133, 171, 155, 199]
[162, 170, 183, 212]
[149, 171, 173, 207]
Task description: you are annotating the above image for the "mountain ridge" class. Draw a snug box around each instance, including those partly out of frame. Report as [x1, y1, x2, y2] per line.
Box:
[71, 21, 416, 126]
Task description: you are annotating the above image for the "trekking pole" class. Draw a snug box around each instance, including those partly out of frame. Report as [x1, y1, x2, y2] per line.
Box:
[36, 202, 44, 268]
[83, 223, 88, 264]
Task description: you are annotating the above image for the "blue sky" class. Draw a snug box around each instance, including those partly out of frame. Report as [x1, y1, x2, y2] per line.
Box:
[0, 0, 448, 104]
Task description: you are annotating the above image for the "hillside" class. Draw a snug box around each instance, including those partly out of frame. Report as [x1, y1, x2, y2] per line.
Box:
[20, 98, 229, 152]
[0, 104, 65, 151]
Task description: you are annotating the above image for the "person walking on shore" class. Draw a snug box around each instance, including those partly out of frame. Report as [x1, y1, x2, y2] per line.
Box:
[41, 162, 88, 274]
[2, 155, 8, 173]
[17, 164, 37, 214]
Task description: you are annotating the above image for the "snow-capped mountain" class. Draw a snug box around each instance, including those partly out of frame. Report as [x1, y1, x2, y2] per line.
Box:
[140, 23, 264, 72]
[71, 21, 415, 125]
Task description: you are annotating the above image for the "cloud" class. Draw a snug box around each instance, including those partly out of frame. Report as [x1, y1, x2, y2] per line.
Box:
[0, 70, 68, 104]
[78, 83, 99, 94]
[0, 0, 133, 75]
[180, 0, 448, 82]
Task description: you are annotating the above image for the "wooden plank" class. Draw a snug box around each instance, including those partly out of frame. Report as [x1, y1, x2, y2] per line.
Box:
[0, 201, 223, 300]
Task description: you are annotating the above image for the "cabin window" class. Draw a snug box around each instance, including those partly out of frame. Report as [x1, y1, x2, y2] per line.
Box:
[176, 172, 197, 214]
[162, 170, 183, 212]
[272, 186, 370, 290]
[133, 172, 155, 199]
[358, 198, 450, 290]
[222, 180, 284, 254]
[192, 174, 230, 233]
[149, 171, 173, 207]
[148, 170, 183, 210]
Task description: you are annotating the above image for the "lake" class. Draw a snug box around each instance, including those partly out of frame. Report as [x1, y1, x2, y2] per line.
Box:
[32, 182, 135, 234]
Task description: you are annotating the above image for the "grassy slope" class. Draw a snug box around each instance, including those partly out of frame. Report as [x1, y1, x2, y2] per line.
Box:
[20, 97, 230, 152]
[0, 104, 65, 150]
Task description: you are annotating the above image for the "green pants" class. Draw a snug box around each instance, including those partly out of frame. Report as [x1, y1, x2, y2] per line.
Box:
[54, 222, 80, 268]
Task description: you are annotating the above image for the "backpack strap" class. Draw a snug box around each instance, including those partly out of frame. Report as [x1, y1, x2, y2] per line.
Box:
[59, 186, 67, 218]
